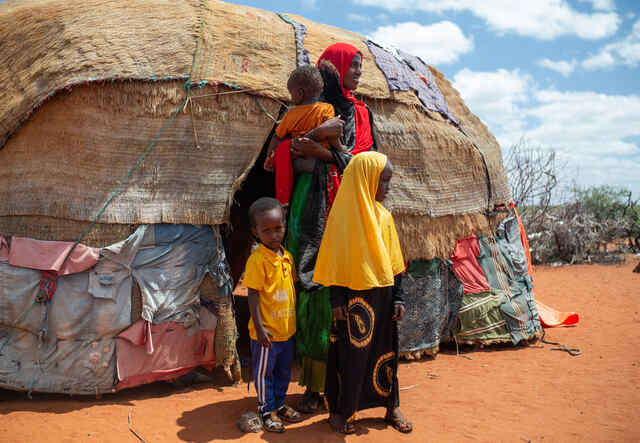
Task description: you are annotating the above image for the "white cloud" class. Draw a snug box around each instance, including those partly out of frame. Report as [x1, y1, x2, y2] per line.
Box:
[582, 50, 616, 69]
[453, 68, 533, 136]
[578, 0, 616, 11]
[346, 13, 371, 23]
[582, 20, 640, 70]
[354, 0, 621, 40]
[452, 68, 640, 196]
[537, 58, 577, 77]
[369, 21, 474, 64]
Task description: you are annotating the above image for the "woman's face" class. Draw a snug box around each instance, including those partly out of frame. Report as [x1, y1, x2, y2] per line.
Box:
[342, 53, 362, 91]
[375, 161, 393, 202]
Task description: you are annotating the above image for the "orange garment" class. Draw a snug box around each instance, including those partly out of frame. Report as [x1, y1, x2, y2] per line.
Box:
[450, 235, 491, 294]
[8, 236, 99, 275]
[275, 102, 335, 147]
[273, 102, 336, 205]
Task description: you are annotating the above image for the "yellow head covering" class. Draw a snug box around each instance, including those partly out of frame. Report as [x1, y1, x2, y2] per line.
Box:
[313, 151, 405, 290]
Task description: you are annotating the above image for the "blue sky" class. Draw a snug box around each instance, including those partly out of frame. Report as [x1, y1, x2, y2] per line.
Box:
[227, 0, 640, 198]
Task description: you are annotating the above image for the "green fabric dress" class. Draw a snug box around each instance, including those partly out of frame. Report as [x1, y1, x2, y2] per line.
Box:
[286, 173, 333, 393]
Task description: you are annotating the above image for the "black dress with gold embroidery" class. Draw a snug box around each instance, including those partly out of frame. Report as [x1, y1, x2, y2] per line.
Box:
[325, 274, 405, 419]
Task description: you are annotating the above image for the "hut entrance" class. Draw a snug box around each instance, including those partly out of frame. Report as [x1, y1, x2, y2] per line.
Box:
[225, 120, 280, 365]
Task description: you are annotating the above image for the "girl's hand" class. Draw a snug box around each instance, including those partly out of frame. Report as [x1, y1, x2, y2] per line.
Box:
[392, 304, 405, 321]
[332, 306, 348, 321]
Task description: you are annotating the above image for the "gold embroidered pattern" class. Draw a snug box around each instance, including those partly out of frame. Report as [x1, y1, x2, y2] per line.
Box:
[347, 297, 374, 348]
[372, 352, 395, 397]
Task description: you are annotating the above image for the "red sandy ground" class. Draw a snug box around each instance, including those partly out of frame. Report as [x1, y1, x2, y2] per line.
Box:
[1, 257, 639, 442]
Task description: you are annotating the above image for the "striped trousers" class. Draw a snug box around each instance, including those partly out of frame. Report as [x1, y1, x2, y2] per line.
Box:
[250, 337, 295, 413]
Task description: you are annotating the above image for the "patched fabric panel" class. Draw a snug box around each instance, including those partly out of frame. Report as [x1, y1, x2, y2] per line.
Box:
[477, 232, 541, 344]
[91, 224, 221, 323]
[365, 41, 456, 123]
[455, 291, 511, 343]
[398, 259, 463, 353]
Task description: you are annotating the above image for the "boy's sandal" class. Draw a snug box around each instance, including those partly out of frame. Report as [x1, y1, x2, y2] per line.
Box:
[328, 414, 356, 435]
[277, 405, 304, 423]
[384, 409, 413, 434]
[262, 411, 285, 433]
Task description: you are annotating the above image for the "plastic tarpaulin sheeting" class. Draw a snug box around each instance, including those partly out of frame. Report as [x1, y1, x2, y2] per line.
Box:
[8, 237, 99, 275]
[0, 328, 116, 394]
[511, 205, 579, 328]
[115, 307, 217, 390]
[536, 300, 580, 327]
[0, 224, 233, 394]
[91, 224, 219, 323]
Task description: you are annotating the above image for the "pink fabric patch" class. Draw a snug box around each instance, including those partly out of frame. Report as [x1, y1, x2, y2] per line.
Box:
[451, 235, 491, 294]
[8, 237, 99, 275]
[0, 236, 8, 262]
[115, 320, 215, 390]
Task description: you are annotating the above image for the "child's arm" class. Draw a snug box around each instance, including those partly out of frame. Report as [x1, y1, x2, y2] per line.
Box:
[263, 135, 283, 171]
[327, 136, 348, 152]
[248, 288, 272, 348]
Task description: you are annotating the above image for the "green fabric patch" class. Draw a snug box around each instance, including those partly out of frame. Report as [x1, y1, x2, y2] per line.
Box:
[455, 291, 511, 343]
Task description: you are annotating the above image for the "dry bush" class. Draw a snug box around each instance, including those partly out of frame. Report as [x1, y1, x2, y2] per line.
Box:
[505, 140, 638, 264]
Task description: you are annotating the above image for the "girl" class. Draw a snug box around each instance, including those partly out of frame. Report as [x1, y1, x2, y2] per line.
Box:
[313, 152, 413, 434]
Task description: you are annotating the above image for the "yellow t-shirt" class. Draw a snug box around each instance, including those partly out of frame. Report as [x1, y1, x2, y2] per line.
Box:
[275, 102, 335, 148]
[242, 244, 297, 342]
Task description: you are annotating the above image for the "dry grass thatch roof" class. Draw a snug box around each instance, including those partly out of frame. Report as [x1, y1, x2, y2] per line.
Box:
[0, 0, 511, 260]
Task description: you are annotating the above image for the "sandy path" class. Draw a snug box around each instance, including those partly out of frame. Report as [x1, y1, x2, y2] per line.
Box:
[1, 257, 639, 442]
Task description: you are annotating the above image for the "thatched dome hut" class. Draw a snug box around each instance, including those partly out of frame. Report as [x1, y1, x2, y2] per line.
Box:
[1, 0, 539, 394]
[0, 0, 510, 260]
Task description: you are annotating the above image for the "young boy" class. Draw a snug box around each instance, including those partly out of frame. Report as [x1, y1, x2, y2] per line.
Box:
[263, 66, 345, 206]
[242, 197, 303, 432]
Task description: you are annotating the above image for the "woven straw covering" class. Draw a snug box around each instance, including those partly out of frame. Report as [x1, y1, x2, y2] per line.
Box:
[0, 0, 511, 260]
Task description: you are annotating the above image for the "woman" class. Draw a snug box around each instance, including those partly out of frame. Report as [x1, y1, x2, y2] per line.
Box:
[313, 152, 412, 434]
[284, 43, 378, 413]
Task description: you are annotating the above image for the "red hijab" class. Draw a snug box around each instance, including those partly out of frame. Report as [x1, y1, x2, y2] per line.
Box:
[317, 43, 373, 154]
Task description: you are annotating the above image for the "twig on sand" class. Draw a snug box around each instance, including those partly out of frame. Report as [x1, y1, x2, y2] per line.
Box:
[128, 408, 147, 443]
[454, 337, 474, 360]
[400, 384, 419, 391]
